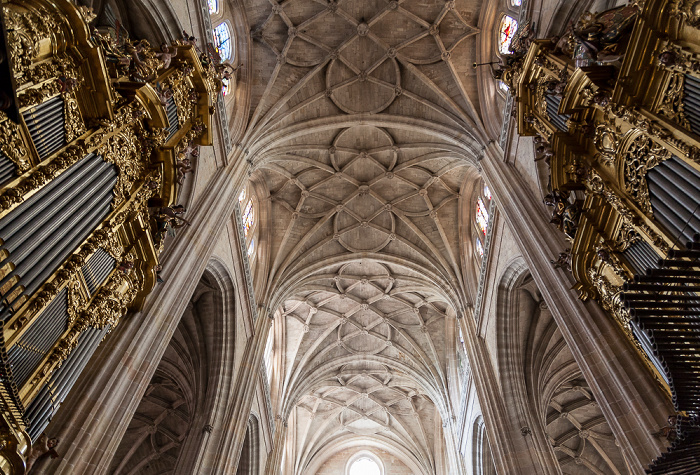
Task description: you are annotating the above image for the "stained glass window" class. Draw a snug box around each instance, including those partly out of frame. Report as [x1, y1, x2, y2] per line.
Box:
[484, 184, 492, 200]
[238, 189, 246, 203]
[208, 0, 218, 14]
[511, 0, 522, 6]
[213, 23, 232, 61]
[247, 238, 255, 257]
[498, 15, 518, 55]
[476, 197, 489, 235]
[222, 77, 230, 96]
[242, 200, 254, 237]
[498, 80, 509, 92]
[476, 237, 484, 257]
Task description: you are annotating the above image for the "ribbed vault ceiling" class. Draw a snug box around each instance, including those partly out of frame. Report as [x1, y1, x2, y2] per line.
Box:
[239, 0, 486, 470]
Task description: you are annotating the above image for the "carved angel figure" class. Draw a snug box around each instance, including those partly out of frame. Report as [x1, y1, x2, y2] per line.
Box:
[25, 434, 59, 473]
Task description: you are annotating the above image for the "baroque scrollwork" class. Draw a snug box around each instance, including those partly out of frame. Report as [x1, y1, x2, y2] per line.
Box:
[669, 0, 700, 29]
[0, 114, 30, 174]
[63, 91, 86, 143]
[622, 135, 671, 215]
[586, 267, 629, 326]
[586, 169, 670, 253]
[593, 123, 620, 165]
[656, 71, 691, 129]
[3, 6, 60, 76]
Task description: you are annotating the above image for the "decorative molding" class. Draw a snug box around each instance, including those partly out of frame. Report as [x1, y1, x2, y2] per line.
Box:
[199, 0, 232, 157]
[259, 363, 276, 433]
[473, 199, 497, 323]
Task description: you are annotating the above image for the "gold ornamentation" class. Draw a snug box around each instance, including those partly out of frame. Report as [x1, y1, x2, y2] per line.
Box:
[63, 91, 85, 143]
[613, 222, 642, 252]
[3, 7, 60, 76]
[78, 271, 139, 330]
[21, 57, 77, 87]
[593, 124, 620, 165]
[0, 114, 30, 174]
[66, 278, 86, 326]
[102, 127, 144, 207]
[587, 267, 629, 326]
[18, 83, 62, 109]
[622, 135, 671, 215]
[657, 71, 690, 129]
[586, 170, 670, 253]
[669, 0, 700, 29]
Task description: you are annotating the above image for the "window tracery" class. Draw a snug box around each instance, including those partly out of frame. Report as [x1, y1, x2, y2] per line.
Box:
[498, 15, 518, 55]
[242, 199, 254, 238]
[476, 197, 489, 235]
[213, 22, 232, 61]
[207, 0, 218, 14]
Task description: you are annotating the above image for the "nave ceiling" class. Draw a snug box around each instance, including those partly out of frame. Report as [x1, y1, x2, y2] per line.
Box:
[236, 0, 488, 469]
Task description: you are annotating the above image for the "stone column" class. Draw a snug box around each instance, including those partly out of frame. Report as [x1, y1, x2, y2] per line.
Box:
[262, 415, 287, 475]
[37, 158, 248, 474]
[210, 313, 273, 473]
[479, 144, 673, 473]
[458, 314, 559, 475]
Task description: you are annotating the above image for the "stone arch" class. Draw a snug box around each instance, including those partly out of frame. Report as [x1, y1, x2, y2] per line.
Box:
[495, 259, 630, 474]
[236, 415, 261, 475]
[472, 416, 496, 475]
[108, 259, 237, 474]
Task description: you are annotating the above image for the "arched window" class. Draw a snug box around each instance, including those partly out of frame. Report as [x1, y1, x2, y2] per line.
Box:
[474, 182, 492, 261]
[242, 200, 254, 238]
[239, 186, 258, 262]
[213, 23, 233, 61]
[498, 15, 518, 55]
[475, 237, 484, 257]
[222, 77, 231, 96]
[476, 198, 489, 235]
[349, 457, 381, 475]
[511, 0, 522, 6]
[207, 0, 218, 14]
[346, 451, 384, 475]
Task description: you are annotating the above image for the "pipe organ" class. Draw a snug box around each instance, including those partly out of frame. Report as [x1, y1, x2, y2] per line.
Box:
[0, 0, 218, 471]
[502, 0, 700, 470]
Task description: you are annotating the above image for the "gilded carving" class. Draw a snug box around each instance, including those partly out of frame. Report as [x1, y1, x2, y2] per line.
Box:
[587, 267, 629, 326]
[79, 271, 139, 330]
[593, 124, 619, 165]
[621, 135, 671, 215]
[18, 82, 62, 109]
[63, 91, 86, 143]
[102, 127, 144, 207]
[66, 278, 86, 326]
[586, 169, 670, 253]
[3, 7, 60, 76]
[669, 0, 700, 29]
[657, 71, 690, 129]
[0, 114, 30, 174]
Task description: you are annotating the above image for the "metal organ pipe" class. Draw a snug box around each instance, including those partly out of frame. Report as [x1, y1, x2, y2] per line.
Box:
[0, 154, 117, 321]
